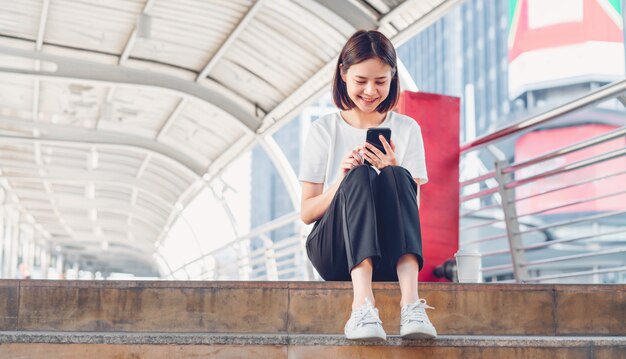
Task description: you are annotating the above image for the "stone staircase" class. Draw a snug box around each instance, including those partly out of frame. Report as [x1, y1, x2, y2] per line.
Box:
[1, 280, 625, 358]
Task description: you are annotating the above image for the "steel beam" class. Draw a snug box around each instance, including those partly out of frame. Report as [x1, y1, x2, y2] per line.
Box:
[0, 115, 203, 176]
[0, 45, 260, 133]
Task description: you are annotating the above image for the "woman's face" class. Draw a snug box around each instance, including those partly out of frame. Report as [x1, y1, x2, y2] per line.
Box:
[341, 57, 392, 113]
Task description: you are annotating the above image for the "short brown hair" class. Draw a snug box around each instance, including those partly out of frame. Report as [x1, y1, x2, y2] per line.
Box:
[332, 30, 400, 113]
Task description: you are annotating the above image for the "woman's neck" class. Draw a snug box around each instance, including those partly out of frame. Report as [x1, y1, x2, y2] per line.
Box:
[340, 109, 388, 129]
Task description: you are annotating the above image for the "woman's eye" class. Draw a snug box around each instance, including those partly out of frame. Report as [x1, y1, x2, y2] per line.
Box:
[356, 81, 366, 84]
[376, 82, 386, 85]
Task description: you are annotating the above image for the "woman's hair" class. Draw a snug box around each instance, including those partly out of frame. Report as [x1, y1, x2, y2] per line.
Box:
[332, 30, 400, 113]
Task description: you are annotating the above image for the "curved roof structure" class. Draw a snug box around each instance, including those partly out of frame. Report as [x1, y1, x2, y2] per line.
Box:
[0, 0, 462, 275]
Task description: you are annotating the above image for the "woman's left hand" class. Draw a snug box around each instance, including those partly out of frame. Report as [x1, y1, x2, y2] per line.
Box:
[363, 135, 397, 170]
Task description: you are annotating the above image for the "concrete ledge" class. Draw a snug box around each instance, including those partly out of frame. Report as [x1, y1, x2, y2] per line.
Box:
[1, 332, 625, 348]
[1, 280, 625, 335]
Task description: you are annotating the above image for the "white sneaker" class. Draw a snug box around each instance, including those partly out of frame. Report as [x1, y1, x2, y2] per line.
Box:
[344, 298, 387, 341]
[400, 298, 437, 339]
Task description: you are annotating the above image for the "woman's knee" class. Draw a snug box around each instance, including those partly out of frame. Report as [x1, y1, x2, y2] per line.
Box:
[379, 166, 414, 184]
[342, 164, 376, 186]
[376, 166, 417, 194]
[379, 165, 410, 177]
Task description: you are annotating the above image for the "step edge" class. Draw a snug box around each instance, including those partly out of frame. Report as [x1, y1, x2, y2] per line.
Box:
[1, 332, 625, 347]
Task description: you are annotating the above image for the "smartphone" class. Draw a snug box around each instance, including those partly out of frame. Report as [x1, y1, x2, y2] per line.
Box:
[364, 127, 392, 166]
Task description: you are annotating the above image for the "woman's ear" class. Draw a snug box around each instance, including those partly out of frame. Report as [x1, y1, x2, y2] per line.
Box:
[339, 63, 346, 82]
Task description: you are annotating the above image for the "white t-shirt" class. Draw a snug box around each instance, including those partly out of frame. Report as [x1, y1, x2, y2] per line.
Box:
[299, 111, 428, 190]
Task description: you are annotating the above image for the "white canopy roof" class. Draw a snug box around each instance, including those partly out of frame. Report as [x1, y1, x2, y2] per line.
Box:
[0, 0, 462, 275]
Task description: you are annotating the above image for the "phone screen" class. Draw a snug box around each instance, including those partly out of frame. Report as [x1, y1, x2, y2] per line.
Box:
[365, 128, 391, 166]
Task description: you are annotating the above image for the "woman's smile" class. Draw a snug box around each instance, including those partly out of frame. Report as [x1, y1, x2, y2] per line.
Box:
[359, 96, 379, 104]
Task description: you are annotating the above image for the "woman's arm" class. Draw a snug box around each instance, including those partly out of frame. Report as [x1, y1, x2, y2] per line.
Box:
[300, 181, 340, 225]
[300, 146, 363, 224]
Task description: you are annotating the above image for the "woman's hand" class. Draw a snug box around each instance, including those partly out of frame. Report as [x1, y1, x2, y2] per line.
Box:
[363, 135, 397, 170]
[339, 146, 364, 179]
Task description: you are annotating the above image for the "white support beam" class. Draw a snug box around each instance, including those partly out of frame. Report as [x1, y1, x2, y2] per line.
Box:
[119, 0, 157, 65]
[0, 45, 260, 133]
[130, 153, 153, 225]
[33, 0, 50, 124]
[154, 177, 206, 248]
[378, 0, 418, 25]
[96, 90, 114, 130]
[32, 79, 40, 122]
[313, 0, 378, 29]
[13, 189, 167, 220]
[46, 234, 155, 254]
[258, 136, 300, 210]
[5, 174, 176, 208]
[136, 154, 152, 179]
[35, 0, 51, 51]
[157, 0, 265, 143]
[18, 200, 164, 231]
[196, 0, 265, 81]
[35, 218, 159, 237]
[0, 158, 164, 185]
[53, 243, 156, 263]
[155, 98, 186, 141]
[0, 115, 204, 176]
[397, 57, 418, 92]
[31, 213, 162, 234]
[389, 0, 466, 47]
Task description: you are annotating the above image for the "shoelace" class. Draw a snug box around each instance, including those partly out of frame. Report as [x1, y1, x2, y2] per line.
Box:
[401, 298, 434, 325]
[352, 298, 382, 327]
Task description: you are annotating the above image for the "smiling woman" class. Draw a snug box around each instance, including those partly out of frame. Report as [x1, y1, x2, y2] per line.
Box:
[298, 30, 436, 342]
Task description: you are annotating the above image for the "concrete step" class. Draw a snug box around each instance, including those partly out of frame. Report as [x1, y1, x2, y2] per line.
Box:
[1, 280, 625, 336]
[0, 332, 625, 358]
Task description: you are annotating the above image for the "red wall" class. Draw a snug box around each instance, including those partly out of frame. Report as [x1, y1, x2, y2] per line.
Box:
[397, 91, 460, 282]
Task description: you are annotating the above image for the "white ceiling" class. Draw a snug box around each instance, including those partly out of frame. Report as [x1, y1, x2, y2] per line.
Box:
[0, 0, 463, 275]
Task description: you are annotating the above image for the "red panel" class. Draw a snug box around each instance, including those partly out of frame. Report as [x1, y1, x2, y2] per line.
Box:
[397, 91, 460, 282]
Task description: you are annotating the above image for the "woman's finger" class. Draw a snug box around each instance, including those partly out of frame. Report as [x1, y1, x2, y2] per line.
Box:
[351, 150, 363, 164]
[365, 142, 385, 159]
[362, 150, 379, 164]
[379, 135, 394, 155]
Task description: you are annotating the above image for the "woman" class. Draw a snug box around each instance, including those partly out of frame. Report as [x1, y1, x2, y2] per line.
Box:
[299, 30, 437, 341]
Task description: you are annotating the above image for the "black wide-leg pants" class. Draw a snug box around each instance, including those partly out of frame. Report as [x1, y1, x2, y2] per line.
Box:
[306, 165, 424, 281]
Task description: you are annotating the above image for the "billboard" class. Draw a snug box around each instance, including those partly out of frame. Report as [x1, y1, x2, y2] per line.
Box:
[508, 0, 624, 99]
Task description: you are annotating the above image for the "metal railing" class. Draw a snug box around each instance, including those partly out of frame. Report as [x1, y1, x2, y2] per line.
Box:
[459, 78, 626, 283]
[168, 212, 316, 280]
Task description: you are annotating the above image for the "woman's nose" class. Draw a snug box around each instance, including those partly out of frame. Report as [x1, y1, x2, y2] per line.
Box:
[363, 82, 376, 95]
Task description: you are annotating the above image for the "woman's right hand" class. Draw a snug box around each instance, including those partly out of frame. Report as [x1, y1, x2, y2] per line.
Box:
[339, 146, 364, 179]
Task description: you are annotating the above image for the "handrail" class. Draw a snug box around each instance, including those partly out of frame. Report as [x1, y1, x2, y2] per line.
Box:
[522, 228, 626, 251]
[517, 210, 626, 236]
[460, 78, 626, 153]
[514, 169, 626, 202]
[516, 189, 626, 219]
[459, 218, 503, 231]
[503, 126, 626, 174]
[460, 204, 501, 217]
[524, 266, 626, 282]
[169, 211, 302, 276]
[506, 147, 626, 190]
[460, 187, 499, 202]
[522, 247, 626, 267]
[460, 171, 496, 187]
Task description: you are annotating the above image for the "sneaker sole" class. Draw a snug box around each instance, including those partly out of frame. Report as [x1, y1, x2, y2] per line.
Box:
[345, 327, 387, 341]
